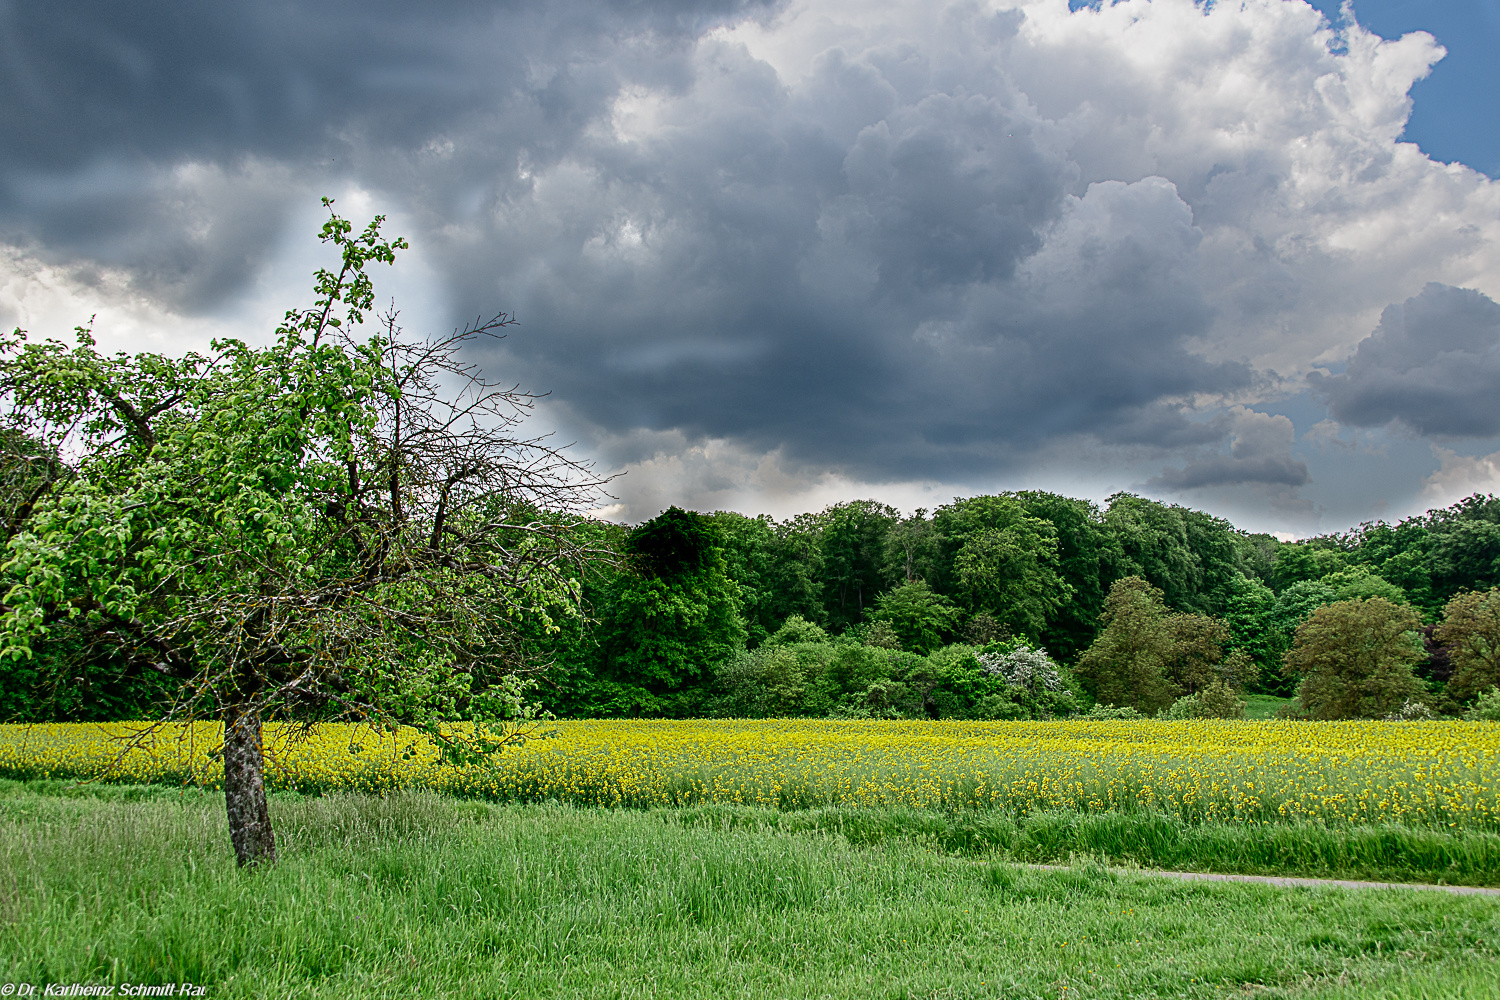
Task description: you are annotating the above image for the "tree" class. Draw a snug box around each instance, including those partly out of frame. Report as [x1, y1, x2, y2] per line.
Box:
[866, 580, 959, 655]
[1283, 598, 1426, 719]
[1012, 491, 1108, 661]
[882, 509, 940, 587]
[708, 511, 823, 646]
[1271, 542, 1348, 592]
[1074, 576, 1250, 715]
[1220, 574, 1280, 689]
[1424, 495, 1500, 601]
[815, 500, 899, 630]
[1073, 576, 1176, 715]
[1102, 494, 1245, 614]
[596, 507, 746, 715]
[1319, 566, 1408, 604]
[0, 203, 604, 865]
[1434, 587, 1500, 704]
[935, 495, 1072, 640]
[1159, 612, 1257, 697]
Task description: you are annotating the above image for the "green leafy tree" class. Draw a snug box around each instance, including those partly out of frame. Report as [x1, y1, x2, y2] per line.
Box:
[1434, 587, 1500, 704]
[1220, 574, 1280, 688]
[815, 500, 899, 630]
[882, 509, 941, 586]
[1426, 497, 1500, 601]
[707, 511, 822, 646]
[1103, 495, 1247, 615]
[1319, 566, 1409, 604]
[935, 495, 1072, 640]
[1271, 542, 1348, 592]
[1012, 491, 1109, 661]
[1340, 519, 1436, 613]
[764, 614, 828, 646]
[1159, 612, 1257, 697]
[1283, 598, 1426, 719]
[596, 507, 746, 715]
[0, 204, 603, 865]
[866, 580, 959, 655]
[1075, 576, 1250, 715]
[1248, 579, 1340, 696]
[1073, 576, 1177, 715]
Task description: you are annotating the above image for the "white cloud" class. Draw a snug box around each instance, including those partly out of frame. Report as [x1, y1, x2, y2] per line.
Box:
[1418, 445, 1500, 509]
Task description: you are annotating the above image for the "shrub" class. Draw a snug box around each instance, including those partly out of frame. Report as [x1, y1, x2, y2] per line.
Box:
[1463, 687, 1500, 722]
[1384, 699, 1440, 721]
[1161, 679, 1246, 720]
[975, 643, 1064, 692]
[1082, 704, 1146, 720]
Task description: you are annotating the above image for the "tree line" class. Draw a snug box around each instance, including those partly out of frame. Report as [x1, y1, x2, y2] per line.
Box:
[515, 493, 1500, 723]
[9, 414, 1500, 728]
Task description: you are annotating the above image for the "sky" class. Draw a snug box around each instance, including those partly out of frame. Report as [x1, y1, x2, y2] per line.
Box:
[3, 0, 1500, 538]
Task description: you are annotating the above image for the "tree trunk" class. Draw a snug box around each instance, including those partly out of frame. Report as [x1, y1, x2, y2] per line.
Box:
[224, 703, 277, 867]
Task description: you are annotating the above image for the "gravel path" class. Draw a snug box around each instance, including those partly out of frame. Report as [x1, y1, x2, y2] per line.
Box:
[1022, 864, 1500, 897]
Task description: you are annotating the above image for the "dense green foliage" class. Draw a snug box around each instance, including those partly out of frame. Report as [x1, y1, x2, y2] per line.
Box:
[514, 490, 1500, 721]
[14, 477, 1500, 721]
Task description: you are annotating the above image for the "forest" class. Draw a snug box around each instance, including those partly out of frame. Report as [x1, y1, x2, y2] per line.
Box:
[527, 492, 1500, 723]
[13, 485, 1500, 725]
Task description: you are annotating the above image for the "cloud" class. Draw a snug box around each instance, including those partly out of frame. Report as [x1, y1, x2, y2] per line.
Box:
[1417, 445, 1500, 510]
[1313, 282, 1500, 438]
[1149, 406, 1308, 490]
[3, 0, 1500, 533]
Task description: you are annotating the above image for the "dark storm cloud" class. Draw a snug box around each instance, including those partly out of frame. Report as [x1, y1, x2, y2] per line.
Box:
[445, 30, 1253, 483]
[1314, 283, 1500, 438]
[1148, 408, 1309, 491]
[0, 0, 767, 171]
[3, 0, 1269, 486]
[0, 0, 773, 307]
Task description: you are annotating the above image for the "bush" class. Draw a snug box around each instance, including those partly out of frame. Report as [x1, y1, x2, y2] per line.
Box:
[975, 642, 1064, 692]
[1082, 704, 1146, 720]
[764, 614, 828, 647]
[1384, 698, 1440, 721]
[1160, 679, 1246, 720]
[1463, 687, 1500, 721]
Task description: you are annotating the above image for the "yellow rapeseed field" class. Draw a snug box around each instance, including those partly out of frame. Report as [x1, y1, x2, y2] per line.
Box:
[1, 719, 1495, 829]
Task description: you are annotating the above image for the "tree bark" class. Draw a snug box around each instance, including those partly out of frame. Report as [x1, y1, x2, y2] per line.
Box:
[224, 703, 277, 867]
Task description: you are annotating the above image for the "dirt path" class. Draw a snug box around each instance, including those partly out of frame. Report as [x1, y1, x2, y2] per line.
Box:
[1021, 864, 1500, 897]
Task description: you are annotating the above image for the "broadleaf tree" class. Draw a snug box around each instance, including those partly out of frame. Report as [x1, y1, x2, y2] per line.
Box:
[0, 202, 607, 865]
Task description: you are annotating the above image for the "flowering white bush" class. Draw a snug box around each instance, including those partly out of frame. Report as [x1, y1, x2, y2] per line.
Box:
[976, 644, 1064, 692]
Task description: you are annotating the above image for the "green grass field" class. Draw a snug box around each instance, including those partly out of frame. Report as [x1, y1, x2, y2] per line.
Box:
[2, 780, 1497, 999]
[1242, 694, 1294, 720]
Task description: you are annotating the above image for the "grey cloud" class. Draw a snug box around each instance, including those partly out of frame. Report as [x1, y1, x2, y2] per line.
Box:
[0, 1, 774, 306]
[3, 0, 1345, 493]
[1152, 454, 1309, 490]
[0, 1, 769, 172]
[1314, 283, 1500, 437]
[1149, 408, 1309, 491]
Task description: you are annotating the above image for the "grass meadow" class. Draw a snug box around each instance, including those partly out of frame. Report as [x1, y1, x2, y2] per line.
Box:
[2, 780, 1498, 999]
[3, 719, 1499, 997]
